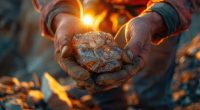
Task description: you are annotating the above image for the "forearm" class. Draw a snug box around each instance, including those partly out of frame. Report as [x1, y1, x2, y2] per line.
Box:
[149, 0, 200, 30]
[142, 0, 200, 42]
[137, 12, 166, 44]
[32, 0, 82, 39]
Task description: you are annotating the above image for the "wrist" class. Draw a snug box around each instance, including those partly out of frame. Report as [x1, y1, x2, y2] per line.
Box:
[150, 3, 180, 35]
[52, 13, 78, 33]
[140, 12, 167, 36]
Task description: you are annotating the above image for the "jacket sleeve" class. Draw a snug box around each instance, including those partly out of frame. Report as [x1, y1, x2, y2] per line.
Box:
[144, 0, 200, 39]
[32, 0, 82, 40]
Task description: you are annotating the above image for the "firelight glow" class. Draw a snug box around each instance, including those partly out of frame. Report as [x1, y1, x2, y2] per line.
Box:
[82, 14, 94, 26]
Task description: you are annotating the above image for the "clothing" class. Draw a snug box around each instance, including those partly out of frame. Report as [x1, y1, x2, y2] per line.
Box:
[89, 37, 180, 110]
[132, 36, 180, 109]
[33, 0, 200, 39]
[93, 87, 128, 110]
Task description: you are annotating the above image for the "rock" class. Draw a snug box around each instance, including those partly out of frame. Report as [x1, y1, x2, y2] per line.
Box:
[186, 46, 199, 56]
[80, 95, 100, 110]
[0, 84, 14, 96]
[173, 35, 200, 108]
[173, 90, 186, 102]
[80, 95, 92, 105]
[5, 99, 23, 110]
[20, 81, 34, 90]
[32, 73, 41, 89]
[41, 73, 72, 110]
[195, 50, 200, 61]
[183, 102, 200, 110]
[0, 77, 20, 87]
[72, 31, 122, 73]
[27, 90, 44, 104]
[180, 72, 194, 84]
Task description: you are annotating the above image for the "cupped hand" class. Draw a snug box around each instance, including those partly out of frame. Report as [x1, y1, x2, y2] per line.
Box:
[53, 13, 101, 92]
[95, 12, 166, 90]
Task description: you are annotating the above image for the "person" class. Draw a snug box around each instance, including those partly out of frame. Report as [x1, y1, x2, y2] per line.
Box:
[32, 0, 200, 109]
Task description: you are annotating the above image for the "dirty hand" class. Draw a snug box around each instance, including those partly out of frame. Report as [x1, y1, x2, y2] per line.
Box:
[95, 12, 166, 89]
[53, 13, 99, 92]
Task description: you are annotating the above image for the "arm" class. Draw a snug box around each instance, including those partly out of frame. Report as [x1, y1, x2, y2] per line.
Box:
[96, 0, 200, 87]
[32, 0, 82, 39]
[32, 0, 101, 92]
[144, 0, 200, 43]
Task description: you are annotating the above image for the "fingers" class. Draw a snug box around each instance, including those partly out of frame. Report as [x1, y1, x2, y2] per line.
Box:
[96, 65, 133, 86]
[56, 53, 90, 81]
[57, 54, 121, 93]
[96, 57, 143, 86]
[54, 37, 72, 59]
[91, 84, 121, 93]
[56, 53, 103, 92]
[124, 58, 143, 75]
[59, 58, 90, 81]
[114, 24, 127, 49]
[54, 15, 92, 58]
[122, 49, 134, 64]
[76, 79, 95, 90]
[61, 45, 69, 57]
[54, 23, 73, 57]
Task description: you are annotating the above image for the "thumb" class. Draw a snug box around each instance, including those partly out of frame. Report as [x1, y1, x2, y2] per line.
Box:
[114, 24, 127, 49]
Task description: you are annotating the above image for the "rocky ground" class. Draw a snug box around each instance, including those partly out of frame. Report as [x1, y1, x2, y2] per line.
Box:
[173, 35, 200, 109]
[0, 73, 100, 110]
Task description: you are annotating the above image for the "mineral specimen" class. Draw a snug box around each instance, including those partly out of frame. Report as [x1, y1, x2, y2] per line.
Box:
[72, 31, 122, 73]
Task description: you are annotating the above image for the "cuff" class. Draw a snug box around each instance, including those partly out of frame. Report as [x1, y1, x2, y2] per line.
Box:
[40, 0, 81, 40]
[145, 2, 180, 40]
[46, 4, 80, 37]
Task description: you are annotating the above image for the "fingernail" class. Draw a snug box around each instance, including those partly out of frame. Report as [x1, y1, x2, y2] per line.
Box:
[122, 50, 133, 64]
[61, 46, 68, 57]
[126, 49, 133, 60]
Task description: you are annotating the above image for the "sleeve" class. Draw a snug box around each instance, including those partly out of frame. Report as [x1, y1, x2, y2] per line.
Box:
[143, 0, 200, 40]
[32, 0, 82, 40]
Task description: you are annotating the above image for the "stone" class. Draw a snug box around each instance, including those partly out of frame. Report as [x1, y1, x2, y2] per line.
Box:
[195, 50, 200, 61]
[5, 99, 23, 110]
[41, 73, 72, 110]
[72, 31, 122, 73]
[0, 77, 20, 87]
[27, 90, 44, 104]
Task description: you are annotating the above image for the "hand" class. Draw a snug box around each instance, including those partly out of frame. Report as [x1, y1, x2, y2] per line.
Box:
[53, 13, 100, 92]
[95, 12, 166, 89]
[53, 13, 89, 58]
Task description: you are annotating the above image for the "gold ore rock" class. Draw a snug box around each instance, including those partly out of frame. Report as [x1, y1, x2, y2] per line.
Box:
[72, 31, 122, 73]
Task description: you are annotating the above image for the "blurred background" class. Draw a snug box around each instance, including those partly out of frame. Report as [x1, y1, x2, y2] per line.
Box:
[0, 0, 63, 81]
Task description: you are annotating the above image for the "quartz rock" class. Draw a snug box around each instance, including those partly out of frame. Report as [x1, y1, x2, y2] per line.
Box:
[72, 31, 122, 73]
